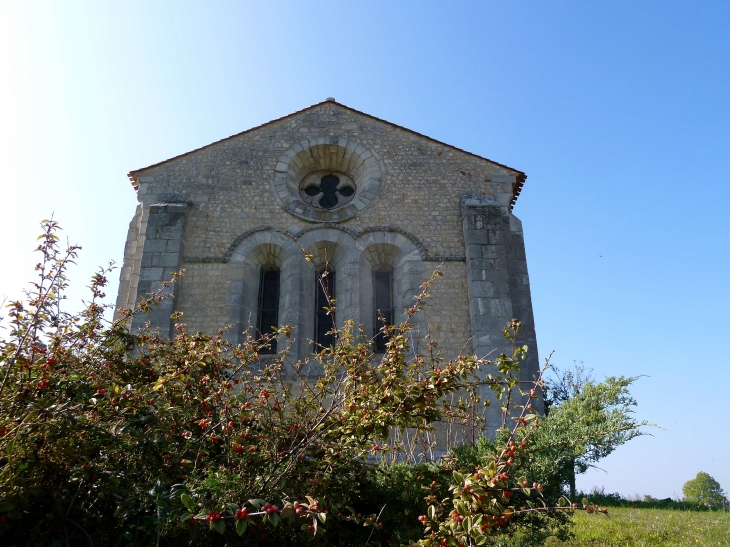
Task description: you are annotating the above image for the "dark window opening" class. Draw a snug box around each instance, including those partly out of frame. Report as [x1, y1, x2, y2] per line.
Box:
[303, 173, 355, 210]
[315, 271, 336, 348]
[257, 269, 280, 353]
[373, 270, 394, 352]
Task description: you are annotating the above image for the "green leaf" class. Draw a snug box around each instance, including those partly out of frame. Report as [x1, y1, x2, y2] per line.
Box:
[582, 498, 589, 507]
[248, 498, 266, 510]
[280, 506, 295, 519]
[0, 502, 15, 512]
[236, 518, 247, 536]
[180, 493, 194, 512]
[317, 512, 326, 524]
[214, 520, 225, 534]
[269, 512, 279, 527]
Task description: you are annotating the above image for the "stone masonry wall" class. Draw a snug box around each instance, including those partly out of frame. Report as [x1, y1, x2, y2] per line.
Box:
[131, 104, 517, 262]
[117, 102, 541, 430]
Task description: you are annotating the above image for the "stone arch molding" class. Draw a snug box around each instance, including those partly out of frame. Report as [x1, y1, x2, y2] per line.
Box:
[272, 137, 386, 222]
[224, 229, 302, 349]
[224, 226, 424, 362]
[356, 230, 426, 342]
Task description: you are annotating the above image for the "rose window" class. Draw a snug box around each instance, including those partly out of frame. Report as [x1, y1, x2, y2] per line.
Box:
[274, 139, 384, 222]
[299, 172, 356, 210]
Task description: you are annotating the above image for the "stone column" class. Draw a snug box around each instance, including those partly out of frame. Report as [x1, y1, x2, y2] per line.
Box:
[279, 245, 306, 365]
[131, 202, 189, 337]
[461, 193, 515, 431]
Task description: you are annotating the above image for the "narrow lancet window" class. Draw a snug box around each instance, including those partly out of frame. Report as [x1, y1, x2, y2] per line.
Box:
[373, 269, 394, 352]
[315, 271, 336, 348]
[257, 268, 280, 353]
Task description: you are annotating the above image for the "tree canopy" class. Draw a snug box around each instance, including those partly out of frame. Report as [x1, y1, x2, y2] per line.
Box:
[683, 472, 727, 508]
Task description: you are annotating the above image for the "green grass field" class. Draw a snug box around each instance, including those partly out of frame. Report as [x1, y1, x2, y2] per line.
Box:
[546, 507, 730, 546]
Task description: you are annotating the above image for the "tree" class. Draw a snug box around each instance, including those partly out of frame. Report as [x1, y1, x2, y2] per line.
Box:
[542, 362, 594, 498]
[683, 472, 727, 508]
[544, 361, 594, 413]
[538, 364, 653, 499]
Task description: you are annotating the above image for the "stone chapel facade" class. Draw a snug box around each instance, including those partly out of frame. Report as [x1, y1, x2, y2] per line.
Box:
[115, 99, 541, 429]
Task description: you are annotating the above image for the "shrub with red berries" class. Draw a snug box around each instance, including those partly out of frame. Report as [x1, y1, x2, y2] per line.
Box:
[0, 221, 638, 546]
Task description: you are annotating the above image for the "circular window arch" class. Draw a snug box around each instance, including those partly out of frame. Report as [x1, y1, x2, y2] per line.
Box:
[272, 138, 386, 222]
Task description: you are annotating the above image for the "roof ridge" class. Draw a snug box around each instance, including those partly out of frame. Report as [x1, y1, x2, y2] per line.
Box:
[128, 100, 527, 208]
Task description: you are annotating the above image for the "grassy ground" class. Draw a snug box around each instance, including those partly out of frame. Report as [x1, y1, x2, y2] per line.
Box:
[546, 507, 730, 546]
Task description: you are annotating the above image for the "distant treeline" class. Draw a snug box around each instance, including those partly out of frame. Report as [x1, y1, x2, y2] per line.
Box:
[579, 489, 729, 512]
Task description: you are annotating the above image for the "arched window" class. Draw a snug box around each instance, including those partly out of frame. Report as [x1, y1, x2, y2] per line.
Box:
[315, 270, 336, 348]
[373, 269, 394, 352]
[257, 268, 280, 353]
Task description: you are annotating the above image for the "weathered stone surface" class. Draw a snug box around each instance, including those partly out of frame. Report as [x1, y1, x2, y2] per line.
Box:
[115, 101, 541, 434]
[129, 202, 189, 337]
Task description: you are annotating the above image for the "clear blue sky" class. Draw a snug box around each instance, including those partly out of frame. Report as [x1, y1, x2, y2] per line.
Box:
[1, 1, 728, 500]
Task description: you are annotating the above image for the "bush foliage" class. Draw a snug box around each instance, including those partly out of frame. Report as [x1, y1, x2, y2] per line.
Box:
[0, 221, 648, 546]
